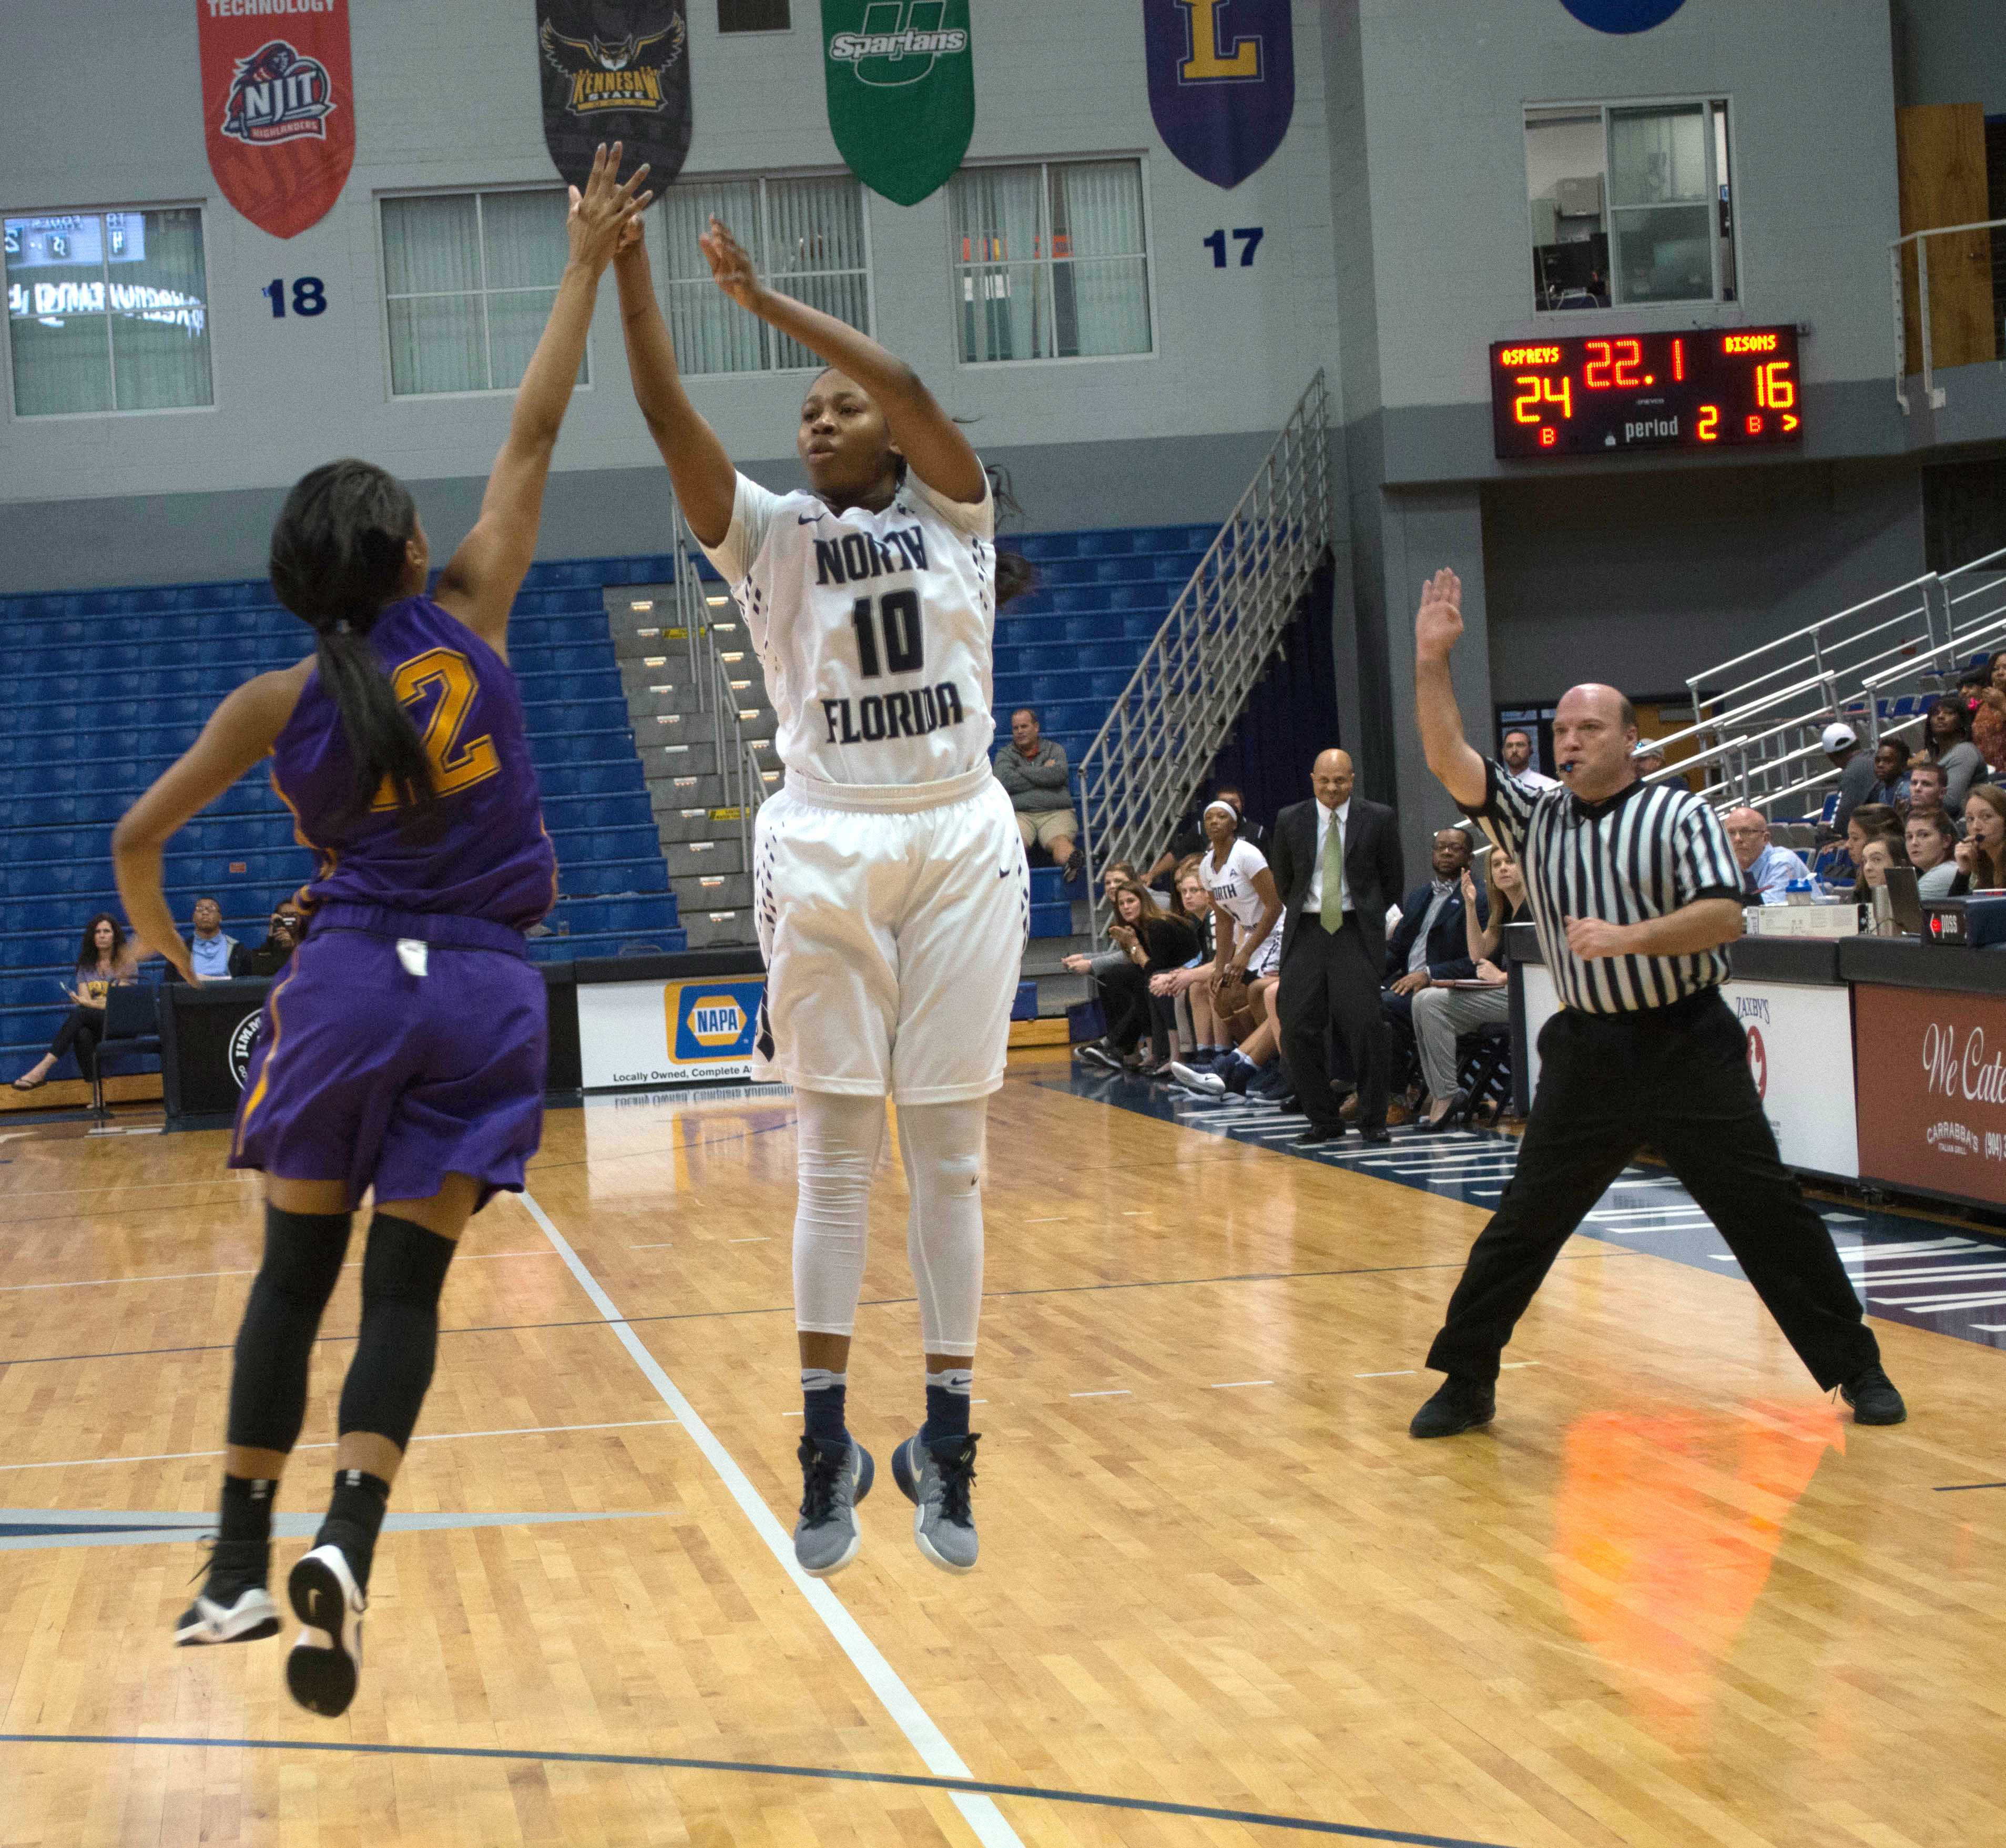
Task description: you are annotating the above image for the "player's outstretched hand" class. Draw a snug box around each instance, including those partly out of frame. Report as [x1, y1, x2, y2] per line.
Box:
[700, 217, 763, 310]
[1414, 568, 1463, 666]
[566, 143, 654, 274]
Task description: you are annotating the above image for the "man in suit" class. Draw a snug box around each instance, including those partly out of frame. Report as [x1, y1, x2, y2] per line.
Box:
[1381, 829, 1485, 1089]
[1269, 748, 1405, 1146]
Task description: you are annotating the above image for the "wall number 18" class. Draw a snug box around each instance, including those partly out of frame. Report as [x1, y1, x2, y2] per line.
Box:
[263, 277, 328, 318]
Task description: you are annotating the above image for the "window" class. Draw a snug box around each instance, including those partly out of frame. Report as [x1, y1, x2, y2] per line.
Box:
[950, 160, 1152, 364]
[718, 0, 790, 28]
[654, 174, 870, 373]
[380, 187, 583, 397]
[1524, 101, 1736, 312]
[3, 206, 211, 417]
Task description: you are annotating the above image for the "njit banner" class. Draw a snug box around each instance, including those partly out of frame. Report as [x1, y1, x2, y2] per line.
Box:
[197, 0, 356, 240]
[577, 975, 766, 1089]
[1856, 982, 2006, 1205]
[821, 0, 975, 207]
[536, 1, 692, 195]
[1143, 0, 1295, 190]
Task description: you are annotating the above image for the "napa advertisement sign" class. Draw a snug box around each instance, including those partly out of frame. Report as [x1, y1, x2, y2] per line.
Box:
[578, 976, 765, 1088]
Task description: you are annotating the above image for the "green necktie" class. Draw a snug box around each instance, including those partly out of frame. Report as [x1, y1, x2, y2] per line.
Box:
[1320, 810, 1346, 932]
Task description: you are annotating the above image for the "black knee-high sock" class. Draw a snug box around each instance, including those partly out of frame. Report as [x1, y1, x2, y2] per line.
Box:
[226, 1205, 352, 1454]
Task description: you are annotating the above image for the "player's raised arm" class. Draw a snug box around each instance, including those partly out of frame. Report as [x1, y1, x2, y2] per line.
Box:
[612, 219, 739, 547]
[432, 144, 652, 652]
[699, 217, 987, 508]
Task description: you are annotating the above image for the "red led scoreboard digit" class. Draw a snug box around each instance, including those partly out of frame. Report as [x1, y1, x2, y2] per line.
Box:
[1489, 326, 1803, 458]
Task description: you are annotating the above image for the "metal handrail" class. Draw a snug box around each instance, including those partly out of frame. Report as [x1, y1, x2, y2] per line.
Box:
[1891, 212, 2006, 410]
[1077, 371, 1334, 940]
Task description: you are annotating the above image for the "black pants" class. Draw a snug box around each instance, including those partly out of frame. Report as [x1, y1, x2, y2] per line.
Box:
[1096, 958, 1151, 1054]
[1425, 990, 1881, 1390]
[1278, 917, 1389, 1133]
[48, 1005, 101, 1078]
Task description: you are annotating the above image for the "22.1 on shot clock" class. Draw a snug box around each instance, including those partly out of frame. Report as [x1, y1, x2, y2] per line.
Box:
[1489, 326, 1803, 459]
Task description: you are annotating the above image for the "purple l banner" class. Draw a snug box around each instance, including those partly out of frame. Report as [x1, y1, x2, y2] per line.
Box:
[1144, 0, 1295, 190]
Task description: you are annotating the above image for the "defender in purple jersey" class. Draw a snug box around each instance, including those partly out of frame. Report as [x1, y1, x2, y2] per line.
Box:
[110, 147, 652, 1719]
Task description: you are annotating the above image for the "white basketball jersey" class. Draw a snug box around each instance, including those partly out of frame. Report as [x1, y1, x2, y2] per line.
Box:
[698, 469, 998, 794]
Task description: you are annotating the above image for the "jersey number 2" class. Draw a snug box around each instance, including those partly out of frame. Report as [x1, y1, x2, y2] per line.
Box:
[371, 647, 501, 810]
[850, 590, 924, 679]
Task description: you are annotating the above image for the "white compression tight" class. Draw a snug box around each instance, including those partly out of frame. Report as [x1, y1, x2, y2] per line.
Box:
[791, 1089, 987, 1357]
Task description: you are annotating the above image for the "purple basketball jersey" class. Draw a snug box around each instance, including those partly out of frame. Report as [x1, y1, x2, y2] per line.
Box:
[271, 597, 557, 932]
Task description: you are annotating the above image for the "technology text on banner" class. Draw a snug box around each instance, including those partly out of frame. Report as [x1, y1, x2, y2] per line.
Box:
[196, 0, 357, 239]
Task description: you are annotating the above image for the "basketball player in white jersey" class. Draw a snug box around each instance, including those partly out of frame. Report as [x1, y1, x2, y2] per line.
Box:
[613, 215, 1031, 1577]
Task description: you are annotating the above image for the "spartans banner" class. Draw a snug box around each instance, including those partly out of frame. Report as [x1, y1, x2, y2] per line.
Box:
[535, 0, 692, 194]
[196, 0, 356, 240]
[821, 1, 974, 208]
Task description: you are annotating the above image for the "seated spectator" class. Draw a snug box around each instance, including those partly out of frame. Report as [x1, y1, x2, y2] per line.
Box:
[1065, 865, 1164, 1065]
[1906, 757, 1959, 835]
[11, 912, 139, 1091]
[1973, 651, 2006, 774]
[1821, 723, 1878, 837]
[165, 896, 252, 982]
[1831, 803, 1903, 885]
[1953, 786, 2006, 893]
[1634, 741, 1667, 779]
[1149, 857, 1225, 1064]
[1168, 800, 1289, 1099]
[243, 905, 303, 979]
[1382, 828, 1483, 1028]
[1411, 849, 1525, 1130]
[994, 707, 1084, 882]
[1907, 807, 1961, 899]
[1500, 728, 1559, 792]
[1098, 880, 1199, 1072]
[1722, 806, 1809, 898]
[1869, 736, 1912, 809]
[1922, 698, 1986, 813]
[1849, 835, 1909, 907]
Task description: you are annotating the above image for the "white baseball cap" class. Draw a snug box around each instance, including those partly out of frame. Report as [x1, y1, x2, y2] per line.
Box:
[1821, 722, 1858, 752]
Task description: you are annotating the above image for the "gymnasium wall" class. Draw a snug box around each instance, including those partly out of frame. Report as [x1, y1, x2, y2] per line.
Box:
[0, 0, 1339, 588]
[1893, 0, 2006, 117]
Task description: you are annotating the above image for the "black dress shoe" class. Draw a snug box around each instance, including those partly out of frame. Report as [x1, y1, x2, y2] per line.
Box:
[1358, 1126, 1392, 1145]
[1840, 1365, 1907, 1425]
[1409, 1375, 1496, 1439]
[1417, 1090, 1468, 1133]
[1292, 1126, 1340, 1147]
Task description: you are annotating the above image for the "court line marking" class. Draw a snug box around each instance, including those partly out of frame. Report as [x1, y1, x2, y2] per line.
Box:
[1209, 1380, 1272, 1389]
[0, 1253, 1642, 1369]
[1068, 1389, 1130, 1398]
[0, 1418, 678, 1474]
[0, 1249, 556, 1295]
[516, 1189, 1024, 1848]
[1933, 1480, 2006, 1492]
[0, 1732, 1521, 1846]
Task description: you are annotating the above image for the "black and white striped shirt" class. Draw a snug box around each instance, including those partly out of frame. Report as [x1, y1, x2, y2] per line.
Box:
[1469, 763, 1744, 1014]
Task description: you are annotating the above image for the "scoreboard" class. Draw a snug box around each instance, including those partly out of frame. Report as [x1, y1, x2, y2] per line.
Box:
[1489, 326, 1803, 459]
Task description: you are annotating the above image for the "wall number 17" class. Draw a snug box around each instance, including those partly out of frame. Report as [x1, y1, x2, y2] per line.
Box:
[1203, 228, 1265, 268]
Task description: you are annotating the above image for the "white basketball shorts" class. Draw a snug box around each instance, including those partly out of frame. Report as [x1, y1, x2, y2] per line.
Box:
[751, 767, 1031, 1102]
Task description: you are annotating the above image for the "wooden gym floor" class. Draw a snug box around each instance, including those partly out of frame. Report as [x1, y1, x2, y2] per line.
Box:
[1, 1048, 2002, 1847]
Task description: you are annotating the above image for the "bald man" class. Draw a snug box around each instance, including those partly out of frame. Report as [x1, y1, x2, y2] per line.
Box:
[1267, 748, 1406, 1144]
[1722, 806, 1809, 899]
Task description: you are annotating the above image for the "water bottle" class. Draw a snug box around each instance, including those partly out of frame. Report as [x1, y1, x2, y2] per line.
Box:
[1784, 878, 1814, 907]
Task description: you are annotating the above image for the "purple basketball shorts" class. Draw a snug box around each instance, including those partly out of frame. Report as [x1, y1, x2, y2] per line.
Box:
[228, 927, 547, 1211]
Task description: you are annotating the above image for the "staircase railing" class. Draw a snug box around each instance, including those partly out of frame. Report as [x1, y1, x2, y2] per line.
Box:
[1644, 543, 2006, 814]
[673, 512, 773, 875]
[1076, 370, 1334, 938]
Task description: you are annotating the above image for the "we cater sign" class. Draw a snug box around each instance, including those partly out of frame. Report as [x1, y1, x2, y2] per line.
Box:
[1857, 985, 2006, 1201]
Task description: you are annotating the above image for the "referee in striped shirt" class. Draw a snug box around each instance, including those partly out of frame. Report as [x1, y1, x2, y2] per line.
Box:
[1404, 568, 1905, 1438]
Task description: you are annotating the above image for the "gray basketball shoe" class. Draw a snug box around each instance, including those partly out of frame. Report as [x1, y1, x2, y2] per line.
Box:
[891, 1432, 980, 1573]
[794, 1436, 873, 1577]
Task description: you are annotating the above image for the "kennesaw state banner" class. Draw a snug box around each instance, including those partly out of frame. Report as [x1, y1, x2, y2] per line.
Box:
[1144, 0, 1295, 190]
[197, 0, 356, 240]
[821, 1, 974, 208]
[536, 0, 692, 194]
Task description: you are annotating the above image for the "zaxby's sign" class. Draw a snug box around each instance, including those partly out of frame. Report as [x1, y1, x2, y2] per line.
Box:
[197, 0, 356, 239]
[1856, 983, 2006, 1205]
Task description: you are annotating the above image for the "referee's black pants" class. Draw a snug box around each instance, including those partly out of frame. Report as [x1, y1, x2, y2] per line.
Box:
[1425, 989, 1881, 1390]
[1278, 916, 1389, 1135]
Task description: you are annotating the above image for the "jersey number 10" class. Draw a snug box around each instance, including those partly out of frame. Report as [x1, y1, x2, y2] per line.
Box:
[850, 590, 926, 679]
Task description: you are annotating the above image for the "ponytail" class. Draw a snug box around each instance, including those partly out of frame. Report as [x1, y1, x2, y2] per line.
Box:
[270, 459, 434, 829]
[986, 463, 1037, 610]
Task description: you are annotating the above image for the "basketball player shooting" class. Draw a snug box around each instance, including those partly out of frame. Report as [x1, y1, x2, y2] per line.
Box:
[612, 212, 1034, 1577]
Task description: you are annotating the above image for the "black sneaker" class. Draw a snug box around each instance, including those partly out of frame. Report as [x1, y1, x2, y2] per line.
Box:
[1074, 1039, 1123, 1072]
[1408, 1375, 1496, 1439]
[1221, 1058, 1255, 1096]
[174, 1539, 280, 1647]
[1840, 1365, 1907, 1426]
[1292, 1127, 1340, 1147]
[1062, 846, 1086, 883]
